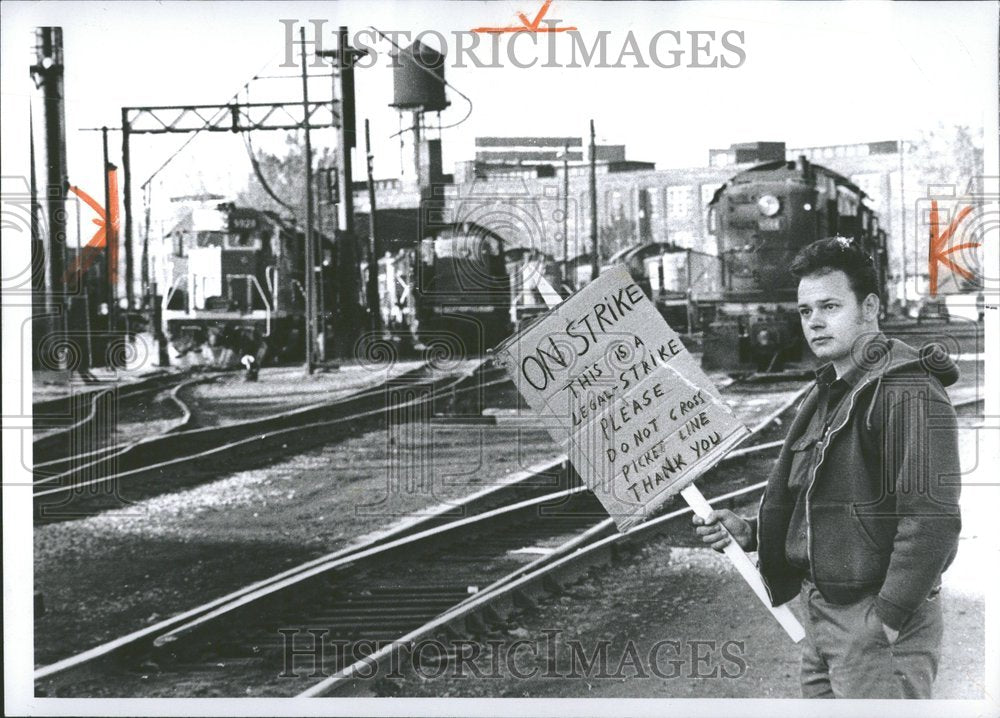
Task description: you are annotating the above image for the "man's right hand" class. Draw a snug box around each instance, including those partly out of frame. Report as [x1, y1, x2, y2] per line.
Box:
[692, 509, 753, 552]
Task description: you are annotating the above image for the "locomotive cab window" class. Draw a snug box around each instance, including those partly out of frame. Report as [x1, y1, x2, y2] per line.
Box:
[836, 187, 858, 216]
[196, 231, 225, 248]
[224, 231, 263, 250]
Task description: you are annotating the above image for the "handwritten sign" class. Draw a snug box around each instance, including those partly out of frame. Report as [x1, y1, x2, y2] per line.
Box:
[494, 265, 751, 531]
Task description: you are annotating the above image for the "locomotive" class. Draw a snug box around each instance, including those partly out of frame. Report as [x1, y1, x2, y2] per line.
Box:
[701, 156, 889, 371]
[372, 220, 514, 355]
[161, 203, 331, 364]
[413, 223, 513, 352]
[161, 201, 516, 363]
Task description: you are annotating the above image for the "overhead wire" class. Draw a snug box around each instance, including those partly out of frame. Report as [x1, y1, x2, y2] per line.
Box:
[138, 50, 287, 190]
[239, 82, 296, 212]
[141, 29, 470, 192]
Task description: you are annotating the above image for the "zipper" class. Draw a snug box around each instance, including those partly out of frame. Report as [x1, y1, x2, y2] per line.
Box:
[804, 379, 868, 585]
[758, 383, 818, 605]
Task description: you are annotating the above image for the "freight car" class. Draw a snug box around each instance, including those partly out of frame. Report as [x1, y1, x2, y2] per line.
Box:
[702, 156, 889, 371]
[602, 242, 723, 335]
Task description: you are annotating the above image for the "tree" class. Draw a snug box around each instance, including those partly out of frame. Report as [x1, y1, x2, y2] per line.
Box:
[236, 132, 336, 229]
[907, 124, 986, 294]
[909, 124, 985, 190]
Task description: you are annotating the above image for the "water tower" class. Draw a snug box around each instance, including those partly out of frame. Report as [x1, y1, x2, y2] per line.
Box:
[390, 40, 450, 192]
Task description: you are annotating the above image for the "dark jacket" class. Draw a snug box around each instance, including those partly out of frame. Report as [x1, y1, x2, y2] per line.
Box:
[754, 334, 962, 630]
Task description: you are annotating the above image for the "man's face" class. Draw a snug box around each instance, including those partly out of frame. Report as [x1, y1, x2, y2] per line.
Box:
[797, 270, 870, 364]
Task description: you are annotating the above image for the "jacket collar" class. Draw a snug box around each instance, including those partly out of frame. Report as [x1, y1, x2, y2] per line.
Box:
[813, 332, 890, 388]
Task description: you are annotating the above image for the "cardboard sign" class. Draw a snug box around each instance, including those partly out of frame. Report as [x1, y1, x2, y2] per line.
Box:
[494, 265, 751, 531]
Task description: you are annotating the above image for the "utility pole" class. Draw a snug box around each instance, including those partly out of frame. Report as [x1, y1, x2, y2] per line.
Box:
[318, 26, 365, 358]
[315, 170, 326, 357]
[563, 143, 570, 289]
[101, 127, 117, 334]
[589, 119, 599, 282]
[365, 119, 381, 332]
[30, 27, 68, 311]
[300, 26, 317, 374]
[120, 107, 134, 310]
[323, 167, 340, 325]
[898, 138, 908, 308]
[336, 25, 360, 356]
[29, 109, 43, 303]
[141, 185, 151, 303]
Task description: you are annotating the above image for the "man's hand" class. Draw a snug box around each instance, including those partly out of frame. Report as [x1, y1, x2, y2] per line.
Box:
[882, 623, 899, 644]
[692, 509, 753, 552]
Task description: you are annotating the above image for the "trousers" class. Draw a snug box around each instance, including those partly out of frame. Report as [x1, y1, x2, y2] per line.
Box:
[799, 579, 943, 699]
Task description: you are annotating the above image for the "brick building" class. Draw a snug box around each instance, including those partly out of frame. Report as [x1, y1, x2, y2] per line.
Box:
[354, 139, 927, 296]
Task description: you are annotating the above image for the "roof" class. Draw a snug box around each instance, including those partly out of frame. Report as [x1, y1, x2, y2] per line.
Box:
[709, 158, 868, 205]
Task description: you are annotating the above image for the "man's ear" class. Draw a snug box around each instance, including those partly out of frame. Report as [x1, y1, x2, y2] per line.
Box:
[862, 293, 880, 321]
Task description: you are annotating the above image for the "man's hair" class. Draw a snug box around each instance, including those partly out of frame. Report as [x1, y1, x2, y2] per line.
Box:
[789, 237, 879, 303]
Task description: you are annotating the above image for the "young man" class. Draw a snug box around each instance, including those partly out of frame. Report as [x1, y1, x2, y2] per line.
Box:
[693, 237, 962, 699]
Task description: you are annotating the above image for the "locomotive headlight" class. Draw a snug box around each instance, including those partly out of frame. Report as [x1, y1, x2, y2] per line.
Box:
[757, 195, 781, 217]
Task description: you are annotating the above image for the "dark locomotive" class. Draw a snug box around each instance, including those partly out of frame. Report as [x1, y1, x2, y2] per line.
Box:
[374, 220, 514, 355]
[701, 156, 889, 372]
[411, 223, 513, 352]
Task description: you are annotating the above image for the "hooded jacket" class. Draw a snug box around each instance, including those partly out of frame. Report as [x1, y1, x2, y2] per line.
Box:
[754, 334, 962, 630]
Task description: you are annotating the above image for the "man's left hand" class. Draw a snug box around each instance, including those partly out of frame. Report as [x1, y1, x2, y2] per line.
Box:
[882, 623, 900, 644]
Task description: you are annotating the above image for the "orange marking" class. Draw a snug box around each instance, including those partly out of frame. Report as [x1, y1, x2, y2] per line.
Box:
[472, 0, 577, 33]
[64, 167, 119, 287]
[928, 200, 977, 296]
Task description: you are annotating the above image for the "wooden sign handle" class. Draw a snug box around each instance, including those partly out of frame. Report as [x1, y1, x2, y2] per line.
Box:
[680, 484, 805, 643]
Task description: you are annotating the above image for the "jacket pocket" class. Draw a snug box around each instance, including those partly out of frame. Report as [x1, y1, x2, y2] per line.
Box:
[811, 501, 887, 586]
[788, 436, 818, 491]
[852, 504, 891, 552]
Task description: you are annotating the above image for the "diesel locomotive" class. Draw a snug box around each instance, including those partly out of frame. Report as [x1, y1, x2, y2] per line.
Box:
[161, 203, 332, 364]
[374, 220, 514, 355]
[702, 156, 889, 371]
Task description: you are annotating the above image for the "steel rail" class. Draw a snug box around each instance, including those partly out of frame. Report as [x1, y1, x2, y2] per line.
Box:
[32, 376, 211, 476]
[154, 380, 810, 644]
[301, 392, 984, 696]
[32, 362, 438, 490]
[33, 378, 812, 687]
[297, 479, 772, 697]
[32, 362, 497, 519]
[31, 472, 574, 682]
[32, 371, 193, 464]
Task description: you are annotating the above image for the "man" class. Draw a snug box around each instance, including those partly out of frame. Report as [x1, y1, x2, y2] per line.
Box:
[693, 237, 962, 699]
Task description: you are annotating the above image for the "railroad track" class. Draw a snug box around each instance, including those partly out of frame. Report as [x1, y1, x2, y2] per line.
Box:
[882, 317, 983, 358]
[32, 374, 215, 479]
[32, 371, 200, 467]
[33, 382, 815, 698]
[32, 360, 504, 523]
